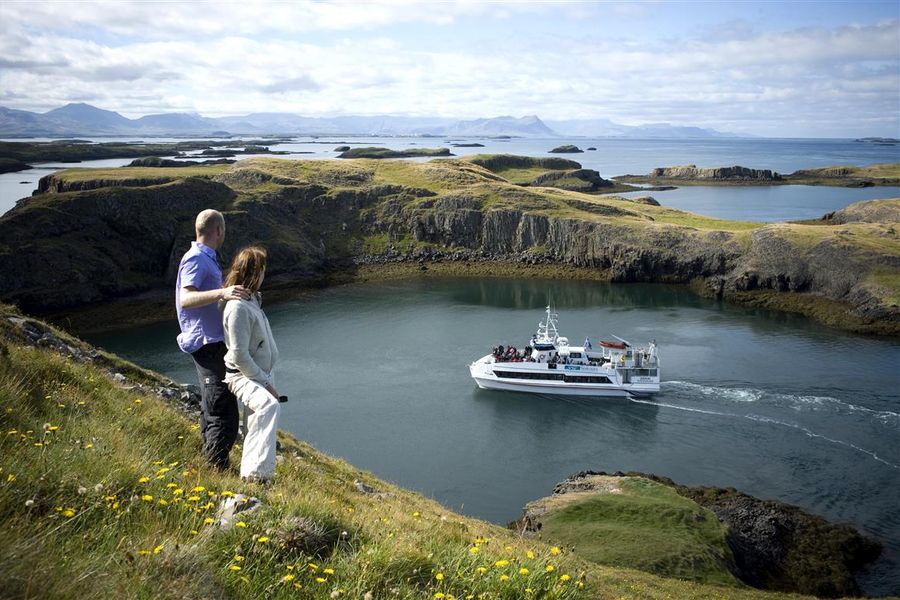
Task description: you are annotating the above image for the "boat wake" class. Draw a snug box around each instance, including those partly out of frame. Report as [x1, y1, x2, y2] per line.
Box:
[630, 382, 900, 471]
[663, 381, 899, 425]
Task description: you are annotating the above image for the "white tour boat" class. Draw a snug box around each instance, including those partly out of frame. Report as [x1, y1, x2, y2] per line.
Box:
[469, 306, 660, 398]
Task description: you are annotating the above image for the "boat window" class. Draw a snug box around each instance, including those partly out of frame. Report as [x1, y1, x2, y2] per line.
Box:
[533, 344, 555, 351]
[563, 375, 612, 384]
[633, 369, 658, 376]
[570, 352, 582, 358]
[495, 371, 565, 381]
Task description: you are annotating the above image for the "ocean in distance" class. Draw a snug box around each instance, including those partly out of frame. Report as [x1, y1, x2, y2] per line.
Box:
[86, 278, 900, 595]
[2, 136, 898, 220]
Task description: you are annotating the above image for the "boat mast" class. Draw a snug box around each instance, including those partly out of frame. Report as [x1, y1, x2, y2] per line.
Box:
[537, 304, 560, 343]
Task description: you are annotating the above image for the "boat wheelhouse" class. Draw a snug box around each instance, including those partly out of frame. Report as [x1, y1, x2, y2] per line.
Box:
[469, 306, 660, 397]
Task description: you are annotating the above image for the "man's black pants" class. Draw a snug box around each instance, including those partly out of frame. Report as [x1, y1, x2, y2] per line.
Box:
[190, 341, 239, 470]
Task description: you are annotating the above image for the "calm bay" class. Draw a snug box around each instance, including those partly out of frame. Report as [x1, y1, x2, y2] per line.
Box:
[85, 278, 900, 595]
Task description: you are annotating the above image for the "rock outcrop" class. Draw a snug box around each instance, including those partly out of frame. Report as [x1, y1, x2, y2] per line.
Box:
[548, 145, 584, 153]
[647, 165, 781, 181]
[526, 470, 881, 598]
[530, 168, 615, 192]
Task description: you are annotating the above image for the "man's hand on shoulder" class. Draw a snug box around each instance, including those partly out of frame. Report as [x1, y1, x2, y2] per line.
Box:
[221, 285, 250, 301]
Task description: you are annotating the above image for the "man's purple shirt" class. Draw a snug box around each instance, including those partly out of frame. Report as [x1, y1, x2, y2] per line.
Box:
[176, 241, 224, 353]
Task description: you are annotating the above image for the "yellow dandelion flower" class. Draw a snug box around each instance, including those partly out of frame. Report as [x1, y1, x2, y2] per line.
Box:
[173, 488, 184, 496]
[282, 574, 295, 583]
[526, 550, 535, 559]
[435, 572, 444, 581]
[62, 508, 76, 517]
[519, 568, 529, 575]
[153, 545, 163, 554]
[476, 567, 487, 575]
[235, 521, 247, 528]
[141, 494, 153, 502]
[190, 529, 198, 535]
[435, 594, 445, 599]
[137, 550, 151, 556]
[292, 582, 302, 589]
[229, 565, 241, 571]
[499, 574, 509, 582]
[412, 511, 420, 518]
[155, 467, 170, 476]
[550, 546, 561, 556]
[221, 490, 235, 497]
[576, 581, 584, 589]
[234, 555, 244, 562]
[112, 501, 120, 510]
[323, 568, 334, 575]
[48, 425, 59, 431]
[315, 577, 327, 583]
[191, 486, 205, 493]
[138, 476, 150, 483]
[187, 495, 200, 502]
[525, 589, 534, 594]
[257, 536, 269, 543]
[133, 399, 142, 405]
[469, 546, 479, 555]
[157, 499, 169, 506]
[559, 574, 571, 582]
[6, 429, 17, 435]
[166, 482, 177, 488]
[308, 563, 319, 570]
[494, 560, 509, 568]
[6, 473, 15, 483]
[84, 443, 93, 449]
[34, 442, 43, 447]
[203, 517, 214, 525]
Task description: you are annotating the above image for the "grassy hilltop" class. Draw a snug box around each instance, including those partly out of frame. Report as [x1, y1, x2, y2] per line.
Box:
[0, 306, 822, 600]
[0, 156, 897, 335]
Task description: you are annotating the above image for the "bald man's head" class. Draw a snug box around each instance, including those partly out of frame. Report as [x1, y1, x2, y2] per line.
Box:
[195, 209, 225, 236]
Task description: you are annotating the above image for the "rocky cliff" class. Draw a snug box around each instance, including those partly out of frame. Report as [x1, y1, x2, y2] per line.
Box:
[516, 471, 881, 598]
[0, 157, 897, 334]
[647, 165, 781, 181]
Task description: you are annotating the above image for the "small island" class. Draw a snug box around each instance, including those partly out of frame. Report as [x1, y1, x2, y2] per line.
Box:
[548, 144, 584, 153]
[336, 146, 453, 159]
[615, 163, 900, 187]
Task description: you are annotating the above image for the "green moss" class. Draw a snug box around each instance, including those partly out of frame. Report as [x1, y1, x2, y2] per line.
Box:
[537, 478, 741, 587]
[55, 164, 231, 183]
[864, 268, 900, 306]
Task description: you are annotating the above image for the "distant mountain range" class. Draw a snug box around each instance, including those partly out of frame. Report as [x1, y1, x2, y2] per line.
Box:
[0, 103, 746, 138]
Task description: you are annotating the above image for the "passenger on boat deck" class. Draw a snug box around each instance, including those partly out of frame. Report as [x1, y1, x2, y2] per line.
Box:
[584, 336, 592, 350]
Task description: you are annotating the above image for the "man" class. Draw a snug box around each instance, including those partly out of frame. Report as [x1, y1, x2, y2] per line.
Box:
[176, 209, 249, 470]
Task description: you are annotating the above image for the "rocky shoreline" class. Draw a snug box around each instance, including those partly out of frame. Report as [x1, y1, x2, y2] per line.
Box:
[0, 157, 897, 336]
[515, 470, 882, 598]
[616, 163, 900, 187]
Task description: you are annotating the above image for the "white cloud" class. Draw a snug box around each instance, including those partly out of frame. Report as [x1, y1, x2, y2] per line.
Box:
[0, 2, 897, 136]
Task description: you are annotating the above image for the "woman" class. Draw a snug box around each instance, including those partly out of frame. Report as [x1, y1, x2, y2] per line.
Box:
[221, 246, 280, 482]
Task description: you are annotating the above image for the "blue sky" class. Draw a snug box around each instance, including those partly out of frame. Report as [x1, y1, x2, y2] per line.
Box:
[1, 0, 898, 137]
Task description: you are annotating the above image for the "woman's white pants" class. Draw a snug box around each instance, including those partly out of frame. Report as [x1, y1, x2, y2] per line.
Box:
[227, 377, 280, 480]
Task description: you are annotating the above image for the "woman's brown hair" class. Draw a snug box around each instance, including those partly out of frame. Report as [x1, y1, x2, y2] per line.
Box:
[224, 245, 267, 293]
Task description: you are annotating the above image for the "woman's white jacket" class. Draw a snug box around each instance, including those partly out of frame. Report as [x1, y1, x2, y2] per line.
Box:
[222, 295, 279, 386]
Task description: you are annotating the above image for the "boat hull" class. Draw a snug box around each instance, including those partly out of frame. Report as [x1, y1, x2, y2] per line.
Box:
[469, 356, 659, 398]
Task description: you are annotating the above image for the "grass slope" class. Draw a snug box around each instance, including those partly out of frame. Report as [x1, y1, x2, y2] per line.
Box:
[0, 306, 809, 600]
[531, 478, 741, 587]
